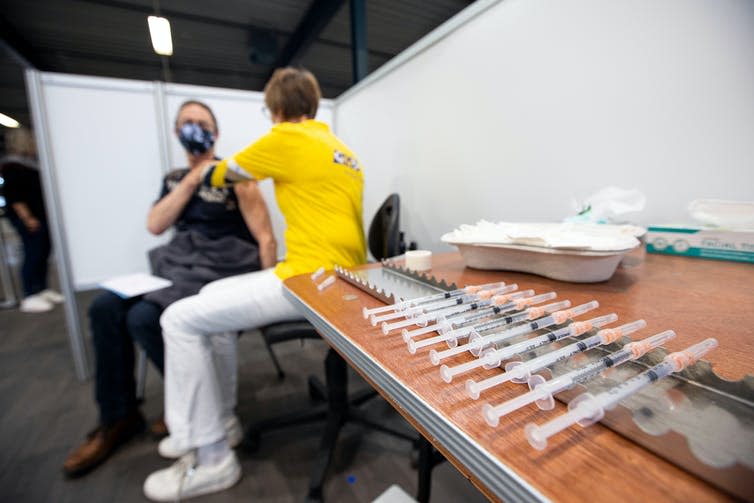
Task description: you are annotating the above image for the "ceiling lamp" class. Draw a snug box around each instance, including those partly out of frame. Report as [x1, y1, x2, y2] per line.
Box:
[0, 113, 20, 128]
[148, 16, 173, 56]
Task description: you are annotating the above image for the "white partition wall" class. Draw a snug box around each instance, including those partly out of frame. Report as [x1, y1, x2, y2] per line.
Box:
[335, 0, 754, 251]
[38, 74, 171, 290]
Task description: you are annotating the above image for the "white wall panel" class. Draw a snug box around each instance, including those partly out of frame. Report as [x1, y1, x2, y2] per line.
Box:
[335, 0, 754, 252]
[40, 73, 169, 289]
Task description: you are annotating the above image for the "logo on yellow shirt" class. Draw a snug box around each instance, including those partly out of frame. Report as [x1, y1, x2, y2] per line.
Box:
[333, 150, 360, 172]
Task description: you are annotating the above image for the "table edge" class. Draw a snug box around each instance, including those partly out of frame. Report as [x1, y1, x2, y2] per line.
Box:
[283, 285, 549, 503]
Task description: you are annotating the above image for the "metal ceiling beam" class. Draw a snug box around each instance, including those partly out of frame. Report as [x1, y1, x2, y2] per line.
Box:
[269, 0, 347, 75]
[349, 0, 367, 83]
[73, 0, 394, 60]
[33, 47, 346, 91]
[0, 15, 43, 69]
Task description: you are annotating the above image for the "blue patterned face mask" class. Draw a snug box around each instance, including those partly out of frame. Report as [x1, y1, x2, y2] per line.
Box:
[178, 122, 216, 155]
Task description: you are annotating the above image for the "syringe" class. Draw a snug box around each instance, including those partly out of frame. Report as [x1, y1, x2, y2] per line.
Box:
[465, 300, 601, 357]
[524, 337, 718, 450]
[465, 318, 645, 400]
[403, 289, 544, 344]
[369, 292, 480, 327]
[382, 284, 520, 335]
[362, 281, 507, 319]
[428, 300, 587, 366]
[436, 291, 559, 348]
[373, 282, 515, 329]
[434, 288, 536, 335]
[482, 329, 675, 426]
[439, 313, 618, 383]
[424, 302, 571, 365]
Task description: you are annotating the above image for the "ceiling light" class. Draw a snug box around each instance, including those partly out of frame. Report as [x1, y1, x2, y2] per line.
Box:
[0, 113, 20, 128]
[148, 16, 173, 56]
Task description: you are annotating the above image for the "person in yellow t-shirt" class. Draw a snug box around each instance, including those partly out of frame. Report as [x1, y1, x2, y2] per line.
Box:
[144, 68, 366, 501]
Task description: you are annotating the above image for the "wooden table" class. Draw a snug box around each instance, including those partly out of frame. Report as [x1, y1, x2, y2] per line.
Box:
[283, 251, 753, 502]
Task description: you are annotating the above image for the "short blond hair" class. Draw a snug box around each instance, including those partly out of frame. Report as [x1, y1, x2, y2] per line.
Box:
[5, 127, 36, 157]
[264, 67, 321, 121]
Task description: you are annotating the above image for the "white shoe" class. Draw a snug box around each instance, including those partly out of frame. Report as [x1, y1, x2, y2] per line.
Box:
[40, 289, 65, 304]
[19, 294, 54, 313]
[158, 415, 243, 459]
[143, 451, 241, 502]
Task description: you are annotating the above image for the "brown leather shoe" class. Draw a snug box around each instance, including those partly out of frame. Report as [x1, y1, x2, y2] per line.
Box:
[149, 416, 169, 439]
[62, 410, 145, 478]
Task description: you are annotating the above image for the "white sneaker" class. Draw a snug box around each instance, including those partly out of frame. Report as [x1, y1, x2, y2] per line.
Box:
[158, 415, 243, 459]
[40, 289, 65, 304]
[143, 451, 241, 502]
[19, 294, 54, 313]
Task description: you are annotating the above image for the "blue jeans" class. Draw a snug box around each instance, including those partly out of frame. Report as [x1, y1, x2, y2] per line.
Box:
[8, 215, 50, 296]
[89, 291, 164, 425]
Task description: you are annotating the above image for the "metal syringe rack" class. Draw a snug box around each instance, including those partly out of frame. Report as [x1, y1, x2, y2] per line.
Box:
[336, 260, 754, 501]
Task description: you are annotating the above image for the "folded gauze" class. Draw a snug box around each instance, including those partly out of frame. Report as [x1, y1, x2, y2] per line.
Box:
[441, 221, 644, 252]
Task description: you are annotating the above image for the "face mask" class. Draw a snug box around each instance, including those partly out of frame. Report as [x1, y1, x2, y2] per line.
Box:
[178, 122, 216, 155]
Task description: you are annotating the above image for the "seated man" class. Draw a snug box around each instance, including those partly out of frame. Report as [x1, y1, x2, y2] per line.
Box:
[143, 68, 366, 501]
[63, 100, 276, 478]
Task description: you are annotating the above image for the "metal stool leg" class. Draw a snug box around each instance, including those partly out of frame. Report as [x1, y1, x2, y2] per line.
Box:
[135, 346, 147, 401]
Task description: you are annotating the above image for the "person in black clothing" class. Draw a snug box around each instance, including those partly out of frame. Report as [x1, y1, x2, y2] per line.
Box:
[1, 127, 64, 312]
[62, 100, 277, 478]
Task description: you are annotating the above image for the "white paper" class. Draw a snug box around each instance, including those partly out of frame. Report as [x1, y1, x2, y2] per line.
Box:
[99, 273, 172, 299]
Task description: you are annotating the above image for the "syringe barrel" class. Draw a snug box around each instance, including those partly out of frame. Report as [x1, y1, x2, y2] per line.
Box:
[476, 316, 557, 354]
[595, 360, 675, 410]
[507, 333, 603, 381]
[441, 306, 496, 326]
[568, 350, 633, 385]
[487, 325, 572, 356]
[405, 289, 464, 307]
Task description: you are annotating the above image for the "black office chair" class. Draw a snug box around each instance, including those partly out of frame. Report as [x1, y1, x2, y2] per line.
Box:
[247, 193, 415, 502]
[258, 192, 407, 381]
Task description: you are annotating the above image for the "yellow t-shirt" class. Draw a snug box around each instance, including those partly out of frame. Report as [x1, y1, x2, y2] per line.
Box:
[210, 120, 366, 279]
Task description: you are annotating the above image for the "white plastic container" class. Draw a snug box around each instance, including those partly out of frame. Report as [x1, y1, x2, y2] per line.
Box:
[450, 242, 637, 282]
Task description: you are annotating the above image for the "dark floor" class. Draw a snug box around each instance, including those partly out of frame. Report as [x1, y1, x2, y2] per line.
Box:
[0, 289, 488, 503]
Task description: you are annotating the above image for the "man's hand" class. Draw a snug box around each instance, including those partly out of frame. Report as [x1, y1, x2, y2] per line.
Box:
[23, 216, 41, 233]
[185, 159, 214, 188]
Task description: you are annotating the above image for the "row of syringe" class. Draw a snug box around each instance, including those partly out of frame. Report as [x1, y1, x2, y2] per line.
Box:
[361, 281, 718, 450]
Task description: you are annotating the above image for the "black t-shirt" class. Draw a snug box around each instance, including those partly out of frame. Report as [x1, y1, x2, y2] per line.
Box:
[1, 159, 47, 223]
[158, 168, 256, 244]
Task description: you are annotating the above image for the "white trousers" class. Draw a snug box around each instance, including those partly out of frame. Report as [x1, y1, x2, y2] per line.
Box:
[161, 268, 302, 450]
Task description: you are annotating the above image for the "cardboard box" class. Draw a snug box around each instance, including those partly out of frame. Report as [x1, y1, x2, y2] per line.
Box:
[645, 225, 754, 264]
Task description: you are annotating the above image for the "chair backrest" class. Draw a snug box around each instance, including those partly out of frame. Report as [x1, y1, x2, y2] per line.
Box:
[368, 193, 402, 261]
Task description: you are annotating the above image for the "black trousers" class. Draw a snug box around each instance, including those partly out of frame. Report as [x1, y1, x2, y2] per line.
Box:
[9, 215, 51, 297]
[89, 291, 164, 425]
